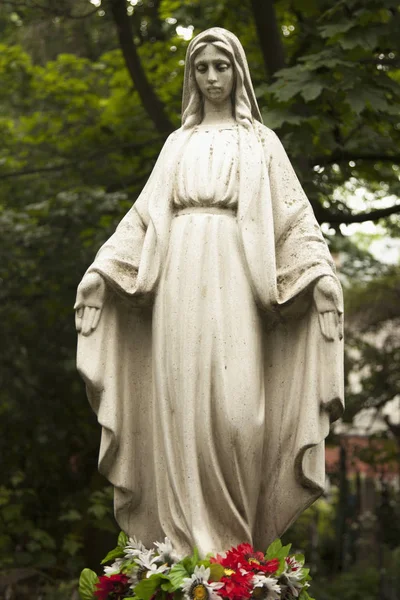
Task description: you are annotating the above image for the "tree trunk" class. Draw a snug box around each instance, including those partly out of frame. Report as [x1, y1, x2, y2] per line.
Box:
[250, 0, 286, 79]
[109, 0, 174, 135]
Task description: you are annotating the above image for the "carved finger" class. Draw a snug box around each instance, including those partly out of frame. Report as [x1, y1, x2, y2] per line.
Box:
[318, 311, 325, 337]
[75, 309, 83, 332]
[80, 307, 89, 336]
[82, 307, 95, 336]
[319, 312, 335, 341]
[92, 308, 102, 331]
[87, 307, 98, 335]
[88, 307, 99, 331]
[327, 311, 336, 340]
[324, 313, 334, 341]
[338, 312, 344, 340]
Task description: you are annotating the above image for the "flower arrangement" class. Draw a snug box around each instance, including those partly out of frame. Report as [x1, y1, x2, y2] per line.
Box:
[79, 533, 313, 600]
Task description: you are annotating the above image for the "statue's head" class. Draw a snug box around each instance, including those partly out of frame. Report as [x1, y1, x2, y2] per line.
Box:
[181, 27, 262, 129]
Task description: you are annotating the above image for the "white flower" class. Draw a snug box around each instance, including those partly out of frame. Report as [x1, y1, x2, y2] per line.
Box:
[103, 557, 124, 575]
[135, 548, 157, 569]
[252, 574, 281, 600]
[135, 548, 170, 577]
[280, 575, 307, 598]
[281, 557, 306, 597]
[146, 562, 170, 578]
[124, 536, 146, 558]
[154, 537, 182, 564]
[182, 565, 224, 600]
[284, 557, 303, 578]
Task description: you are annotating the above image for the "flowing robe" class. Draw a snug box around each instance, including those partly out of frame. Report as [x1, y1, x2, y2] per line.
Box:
[77, 122, 344, 555]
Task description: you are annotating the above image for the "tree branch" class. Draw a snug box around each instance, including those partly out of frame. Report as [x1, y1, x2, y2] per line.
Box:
[109, 0, 174, 135]
[322, 203, 400, 224]
[0, 138, 163, 180]
[250, 0, 286, 80]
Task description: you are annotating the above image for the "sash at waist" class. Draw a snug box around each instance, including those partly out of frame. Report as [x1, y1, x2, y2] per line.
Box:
[174, 206, 236, 217]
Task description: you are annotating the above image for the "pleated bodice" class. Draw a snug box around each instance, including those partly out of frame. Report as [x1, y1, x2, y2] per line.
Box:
[173, 126, 239, 210]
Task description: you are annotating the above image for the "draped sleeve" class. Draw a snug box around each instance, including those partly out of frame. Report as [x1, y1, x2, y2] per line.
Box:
[86, 132, 176, 297]
[265, 129, 342, 309]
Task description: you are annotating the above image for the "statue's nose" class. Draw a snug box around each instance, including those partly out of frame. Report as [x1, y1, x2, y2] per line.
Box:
[207, 67, 218, 83]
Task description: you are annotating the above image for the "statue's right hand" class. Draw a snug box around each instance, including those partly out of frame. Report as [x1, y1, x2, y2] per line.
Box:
[74, 272, 106, 336]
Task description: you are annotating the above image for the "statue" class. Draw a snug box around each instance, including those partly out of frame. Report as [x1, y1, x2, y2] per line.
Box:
[75, 28, 344, 558]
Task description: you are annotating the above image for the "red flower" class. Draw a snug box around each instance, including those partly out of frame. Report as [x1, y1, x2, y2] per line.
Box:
[263, 558, 280, 574]
[212, 543, 279, 576]
[218, 570, 254, 600]
[94, 574, 130, 600]
[210, 543, 280, 600]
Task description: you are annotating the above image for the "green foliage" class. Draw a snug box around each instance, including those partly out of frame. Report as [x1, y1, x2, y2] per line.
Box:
[118, 531, 129, 548]
[101, 546, 125, 565]
[266, 539, 292, 574]
[163, 563, 190, 591]
[79, 568, 99, 600]
[311, 567, 380, 600]
[266, 539, 292, 559]
[283, 499, 337, 574]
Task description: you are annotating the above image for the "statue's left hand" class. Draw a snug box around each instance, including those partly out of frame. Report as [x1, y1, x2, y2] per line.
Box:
[313, 276, 343, 341]
[74, 272, 106, 336]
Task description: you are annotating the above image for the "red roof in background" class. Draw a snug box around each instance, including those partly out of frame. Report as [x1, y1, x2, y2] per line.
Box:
[325, 435, 399, 482]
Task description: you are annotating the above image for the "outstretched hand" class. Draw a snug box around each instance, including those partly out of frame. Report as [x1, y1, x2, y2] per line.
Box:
[74, 272, 106, 336]
[313, 276, 343, 342]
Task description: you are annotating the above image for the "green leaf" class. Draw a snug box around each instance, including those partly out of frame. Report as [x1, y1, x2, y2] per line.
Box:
[318, 21, 355, 38]
[266, 539, 291, 559]
[62, 536, 83, 556]
[191, 547, 199, 568]
[101, 546, 125, 564]
[209, 563, 224, 582]
[181, 547, 199, 575]
[301, 81, 324, 102]
[59, 508, 82, 522]
[78, 568, 98, 600]
[280, 544, 292, 558]
[266, 540, 291, 575]
[134, 575, 164, 600]
[294, 553, 305, 566]
[275, 559, 285, 576]
[266, 539, 282, 558]
[262, 109, 305, 129]
[118, 531, 129, 548]
[299, 590, 315, 600]
[166, 563, 190, 591]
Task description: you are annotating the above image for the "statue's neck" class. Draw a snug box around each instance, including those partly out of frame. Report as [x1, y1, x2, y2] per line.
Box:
[201, 98, 235, 126]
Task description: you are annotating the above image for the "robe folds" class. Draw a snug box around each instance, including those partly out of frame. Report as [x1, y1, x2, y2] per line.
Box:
[77, 121, 344, 555]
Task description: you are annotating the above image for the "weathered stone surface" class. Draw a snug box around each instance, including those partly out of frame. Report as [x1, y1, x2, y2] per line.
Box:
[75, 27, 344, 557]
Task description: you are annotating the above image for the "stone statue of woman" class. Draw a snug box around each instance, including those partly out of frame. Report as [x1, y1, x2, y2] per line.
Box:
[75, 27, 344, 558]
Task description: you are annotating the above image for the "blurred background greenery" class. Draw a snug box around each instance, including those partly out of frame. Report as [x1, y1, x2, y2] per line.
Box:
[0, 0, 399, 599]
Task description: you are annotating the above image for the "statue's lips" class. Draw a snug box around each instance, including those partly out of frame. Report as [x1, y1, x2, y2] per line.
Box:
[207, 87, 222, 94]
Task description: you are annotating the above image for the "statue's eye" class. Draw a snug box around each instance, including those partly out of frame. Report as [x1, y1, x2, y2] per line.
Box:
[217, 62, 230, 72]
[196, 64, 207, 73]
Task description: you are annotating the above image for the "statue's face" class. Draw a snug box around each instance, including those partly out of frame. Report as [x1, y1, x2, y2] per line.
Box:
[194, 44, 234, 105]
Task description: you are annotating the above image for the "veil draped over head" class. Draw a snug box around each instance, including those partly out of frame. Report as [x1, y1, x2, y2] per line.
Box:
[181, 27, 263, 128]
